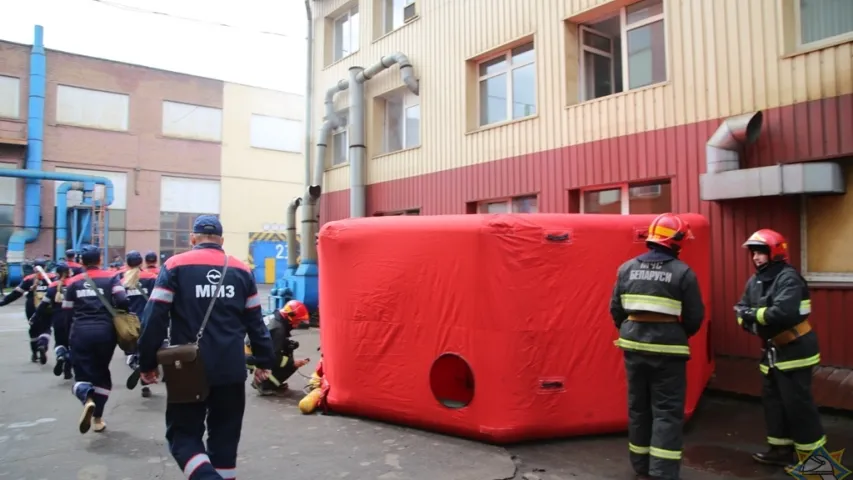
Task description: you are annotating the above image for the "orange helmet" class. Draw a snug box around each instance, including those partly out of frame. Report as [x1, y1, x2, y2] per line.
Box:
[646, 213, 691, 252]
[281, 300, 310, 326]
[743, 229, 789, 262]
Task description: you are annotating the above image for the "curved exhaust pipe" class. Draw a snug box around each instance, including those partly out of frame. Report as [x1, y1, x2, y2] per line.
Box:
[705, 111, 763, 174]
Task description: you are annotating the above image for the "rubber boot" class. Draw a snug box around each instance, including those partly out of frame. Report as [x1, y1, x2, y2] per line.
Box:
[752, 445, 795, 466]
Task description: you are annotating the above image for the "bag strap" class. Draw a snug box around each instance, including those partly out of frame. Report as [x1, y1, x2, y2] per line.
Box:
[194, 254, 230, 345]
[82, 271, 118, 318]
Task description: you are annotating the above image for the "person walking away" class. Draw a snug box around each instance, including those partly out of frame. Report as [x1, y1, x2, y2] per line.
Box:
[735, 229, 825, 468]
[117, 251, 158, 397]
[33, 262, 74, 377]
[247, 300, 311, 396]
[62, 245, 129, 434]
[144, 251, 160, 275]
[0, 257, 55, 362]
[65, 249, 84, 276]
[137, 215, 275, 480]
[610, 213, 705, 480]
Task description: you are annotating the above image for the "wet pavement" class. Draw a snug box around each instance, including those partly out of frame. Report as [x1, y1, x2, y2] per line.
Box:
[0, 287, 852, 479]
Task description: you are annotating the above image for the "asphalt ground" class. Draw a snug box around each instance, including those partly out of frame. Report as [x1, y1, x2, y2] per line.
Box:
[0, 286, 851, 480]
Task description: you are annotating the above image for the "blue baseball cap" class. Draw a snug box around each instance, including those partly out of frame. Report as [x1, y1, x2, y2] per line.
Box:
[193, 215, 223, 236]
[54, 262, 69, 276]
[65, 249, 76, 258]
[80, 245, 101, 264]
[125, 250, 143, 267]
[144, 251, 158, 263]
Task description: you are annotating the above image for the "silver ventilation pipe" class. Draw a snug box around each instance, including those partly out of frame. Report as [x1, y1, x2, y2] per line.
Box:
[705, 111, 763, 174]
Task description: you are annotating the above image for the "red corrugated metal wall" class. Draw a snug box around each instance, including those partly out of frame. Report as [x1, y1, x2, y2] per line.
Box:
[321, 94, 853, 369]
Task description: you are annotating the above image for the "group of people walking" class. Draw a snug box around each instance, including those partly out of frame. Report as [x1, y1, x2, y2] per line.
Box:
[612, 212, 828, 480]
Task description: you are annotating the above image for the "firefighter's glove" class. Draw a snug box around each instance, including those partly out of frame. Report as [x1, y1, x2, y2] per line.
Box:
[737, 307, 759, 335]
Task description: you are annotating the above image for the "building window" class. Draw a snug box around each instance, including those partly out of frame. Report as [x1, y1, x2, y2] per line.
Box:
[477, 195, 538, 214]
[580, 181, 671, 214]
[331, 109, 349, 166]
[250, 114, 302, 152]
[579, 0, 666, 101]
[159, 212, 218, 261]
[333, 6, 360, 61]
[802, 160, 853, 282]
[162, 101, 223, 142]
[0, 75, 20, 119]
[381, 0, 416, 34]
[56, 85, 130, 131]
[478, 42, 536, 127]
[376, 208, 420, 216]
[382, 89, 420, 153]
[0, 205, 12, 261]
[798, 0, 853, 46]
[107, 209, 127, 261]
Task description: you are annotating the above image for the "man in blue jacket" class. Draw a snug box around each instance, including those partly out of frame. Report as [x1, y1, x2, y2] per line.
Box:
[137, 215, 275, 480]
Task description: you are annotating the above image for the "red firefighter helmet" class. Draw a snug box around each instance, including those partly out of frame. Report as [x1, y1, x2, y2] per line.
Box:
[646, 213, 691, 251]
[743, 229, 789, 262]
[281, 300, 310, 326]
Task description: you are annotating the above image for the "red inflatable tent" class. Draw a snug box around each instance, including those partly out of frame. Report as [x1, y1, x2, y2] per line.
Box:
[318, 213, 714, 443]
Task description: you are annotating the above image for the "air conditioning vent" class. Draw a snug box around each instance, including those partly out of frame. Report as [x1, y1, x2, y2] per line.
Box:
[403, 2, 416, 22]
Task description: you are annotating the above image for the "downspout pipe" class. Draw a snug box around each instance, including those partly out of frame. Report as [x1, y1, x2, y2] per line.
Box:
[1, 169, 114, 283]
[300, 52, 420, 263]
[303, 0, 314, 188]
[7, 25, 46, 269]
[348, 66, 366, 218]
[706, 111, 763, 174]
[285, 196, 302, 269]
[55, 181, 85, 259]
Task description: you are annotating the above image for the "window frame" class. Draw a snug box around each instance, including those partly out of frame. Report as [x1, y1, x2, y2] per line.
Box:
[476, 195, 539, 214]
[0, 75, 21, 119]
[578, 0, 668, 102]
[333, 6, 360, 62]
[794, 0, 853, 48]
[382, 0, 416, 34]
[799, 195, 853, 283]
[476, 41, 536, 127]
[382, 90, 421, 153]
[579, 181, 669, 214]
[375, 208, 420, 216]
[579, 26, 617, 102]
[330, 109, 349, 167]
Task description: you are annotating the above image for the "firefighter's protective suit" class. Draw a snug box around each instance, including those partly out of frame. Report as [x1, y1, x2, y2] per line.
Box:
[610, 213, 705, 480]
[736, 229, 825, 468]
[246, 300, 310, 395]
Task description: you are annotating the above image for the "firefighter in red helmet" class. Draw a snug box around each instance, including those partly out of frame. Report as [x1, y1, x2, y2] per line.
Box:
[246, 300, 311, 396]
[735, 229, 825, 468]
[610, 213, 705, 480]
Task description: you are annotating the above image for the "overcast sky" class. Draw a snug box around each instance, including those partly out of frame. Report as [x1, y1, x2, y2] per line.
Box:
[0, 0, 307, 93]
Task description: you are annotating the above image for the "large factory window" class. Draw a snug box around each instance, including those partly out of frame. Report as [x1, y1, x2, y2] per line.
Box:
[0, 75, 20, 119]
[580, 180, 671, 214]
[0, 205, 12, 261]
[381, 89, 420, 153]
[107, 209, 127, 261]
[159, 212, 218, 261]
[802, 159, 853, 283]
[331, 109, 349, 166]
[477, 42, 537, 127]
[56, 85, 130, 132]
[333, 5, 360, 62]
[797, 0, 853, 46]
[250, 114, 302, 152]
[577, 0, 666, 101]
[475, 195, 538, 214]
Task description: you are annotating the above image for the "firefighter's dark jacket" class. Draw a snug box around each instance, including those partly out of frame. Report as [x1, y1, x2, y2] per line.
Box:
[736, 262, 819, 373]
[34, 279, 70, 324]
[0, 273, 53, 308]
[610, 249, 705, 357]
[62, 268, 129, 330]
[137, 243, 276, 385]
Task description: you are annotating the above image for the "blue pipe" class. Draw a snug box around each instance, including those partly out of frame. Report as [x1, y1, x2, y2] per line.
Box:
[1, 169, 114, 283]
[5, 26, 45, 283]
[55, 181, 85, 259]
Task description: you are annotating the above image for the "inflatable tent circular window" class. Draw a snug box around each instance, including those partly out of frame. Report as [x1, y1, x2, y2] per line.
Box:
[429, 353, 475, 409]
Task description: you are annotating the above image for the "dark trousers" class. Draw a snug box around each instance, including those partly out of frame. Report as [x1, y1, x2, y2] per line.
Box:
[166, 383, 245, 480]
[625, 352, 687, 480]
[262, 353, 297, 390]
[28, 316, 51, 354]
[762, 367, 825, 452]
[71, 327, 116, 418]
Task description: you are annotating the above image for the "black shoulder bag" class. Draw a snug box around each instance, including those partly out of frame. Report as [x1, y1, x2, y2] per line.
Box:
[156, 255, 230, 404]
